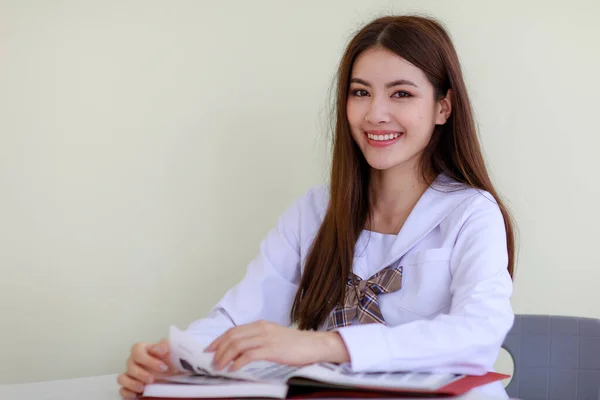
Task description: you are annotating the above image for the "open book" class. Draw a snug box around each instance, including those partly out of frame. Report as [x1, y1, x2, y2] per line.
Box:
[142, 326, 508, 399]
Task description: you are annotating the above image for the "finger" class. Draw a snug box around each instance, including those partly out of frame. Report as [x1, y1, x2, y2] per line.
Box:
[132, 343, 170, 374]
[119, 387, 140, 399]
[205, 335, 223, 352]
[126, 358, 155, 385]
[206, 326, 251, 353]
[213, 322, 266, 357]
[117, 373, 145, 394]
[229, 348, 266, 372]
[148, 338, 169, 358]
[147, 339, 178, 373]
[213, 336, 264, 371]
[213, 327, 265, 369]
[211, 321, 271, 351]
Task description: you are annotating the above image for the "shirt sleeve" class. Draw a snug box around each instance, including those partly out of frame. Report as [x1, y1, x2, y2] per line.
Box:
[336, 194, 515, 375]
[184, 194, 304, 347]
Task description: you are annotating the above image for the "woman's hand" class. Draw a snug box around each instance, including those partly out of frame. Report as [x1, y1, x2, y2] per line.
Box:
[117, 339, 179, 399]
[205, 320, 350, 372]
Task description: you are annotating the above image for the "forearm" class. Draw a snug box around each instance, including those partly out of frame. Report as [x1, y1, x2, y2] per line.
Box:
[336, 270, 514, 374]
[315, 331, 351, 364]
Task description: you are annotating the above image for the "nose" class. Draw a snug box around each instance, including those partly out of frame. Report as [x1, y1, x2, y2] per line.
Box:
[364, 96, 391, 124]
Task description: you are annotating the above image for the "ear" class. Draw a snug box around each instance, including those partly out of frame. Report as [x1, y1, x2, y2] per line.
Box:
[435, 89, 452, 125]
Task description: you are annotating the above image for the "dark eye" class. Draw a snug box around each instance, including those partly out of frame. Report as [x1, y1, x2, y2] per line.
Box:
[392, 91, 412, 98]
[351, 89, 369, 97]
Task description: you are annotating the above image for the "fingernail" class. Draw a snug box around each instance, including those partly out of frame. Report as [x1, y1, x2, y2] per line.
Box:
[152, 346, 165, 354]
[136, 383, 144, 392]
[159, 364, 168, 372]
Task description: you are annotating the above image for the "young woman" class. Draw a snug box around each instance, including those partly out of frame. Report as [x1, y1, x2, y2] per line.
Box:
[118, 15, 515, 399]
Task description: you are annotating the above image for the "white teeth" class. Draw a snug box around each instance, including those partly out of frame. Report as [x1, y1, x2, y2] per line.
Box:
[367, 133, 400, 141]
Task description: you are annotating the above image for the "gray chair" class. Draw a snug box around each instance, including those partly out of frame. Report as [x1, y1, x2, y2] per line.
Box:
[502, 314, 600, 400]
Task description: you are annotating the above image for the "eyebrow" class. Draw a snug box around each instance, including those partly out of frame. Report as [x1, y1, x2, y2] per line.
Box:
[350, 77, 418, 88]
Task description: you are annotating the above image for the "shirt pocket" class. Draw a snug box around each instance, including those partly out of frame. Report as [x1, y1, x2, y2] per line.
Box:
[395, 248, 453, 317]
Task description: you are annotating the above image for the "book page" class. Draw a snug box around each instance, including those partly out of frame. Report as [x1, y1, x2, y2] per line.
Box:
[231, 360, 301, 381]
[289, 362, 463, 391]
[168, 325, 300, 382]
[144, 374, 288, 399]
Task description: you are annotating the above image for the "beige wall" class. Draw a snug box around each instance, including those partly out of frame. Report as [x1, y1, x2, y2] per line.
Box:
[1, 0, 598, 383]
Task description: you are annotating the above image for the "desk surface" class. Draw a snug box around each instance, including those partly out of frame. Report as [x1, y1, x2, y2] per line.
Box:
[0, 374, 507, 400]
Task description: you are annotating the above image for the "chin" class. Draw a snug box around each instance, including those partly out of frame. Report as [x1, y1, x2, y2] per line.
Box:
[363, 151, 421, 172]
[363, 157, 403, 171]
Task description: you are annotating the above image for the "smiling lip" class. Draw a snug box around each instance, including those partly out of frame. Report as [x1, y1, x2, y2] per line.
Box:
[364, 130, 403, 147]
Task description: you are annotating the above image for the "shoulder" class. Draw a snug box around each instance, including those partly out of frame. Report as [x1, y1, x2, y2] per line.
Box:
[297, 184, 330, 217]
[426, 175, 507, 260]
[277, 184, 329, 232]
[433, 176, 508, 267]
[433, 174, 504, 226]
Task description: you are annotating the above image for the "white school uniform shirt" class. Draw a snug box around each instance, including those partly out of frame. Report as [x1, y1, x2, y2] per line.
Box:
[186, 173, 514, 397]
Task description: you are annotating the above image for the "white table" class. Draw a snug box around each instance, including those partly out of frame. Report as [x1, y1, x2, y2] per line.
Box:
[0, 374, 506, 400]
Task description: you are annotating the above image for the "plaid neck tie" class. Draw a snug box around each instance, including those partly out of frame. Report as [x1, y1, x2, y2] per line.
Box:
[326, 265, 403, 330]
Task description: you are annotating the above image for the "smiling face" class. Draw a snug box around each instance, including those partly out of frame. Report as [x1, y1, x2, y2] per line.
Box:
[346, 47, 451, 173]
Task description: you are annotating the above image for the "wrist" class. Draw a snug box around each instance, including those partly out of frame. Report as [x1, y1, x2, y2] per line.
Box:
[318, 331, 351, 364]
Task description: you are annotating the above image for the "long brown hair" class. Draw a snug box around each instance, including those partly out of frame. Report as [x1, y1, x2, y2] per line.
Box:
[290, 15, 516, 331]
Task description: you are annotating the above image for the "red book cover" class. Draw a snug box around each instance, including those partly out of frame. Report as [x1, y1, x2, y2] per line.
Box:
[286, 372, 510, 398]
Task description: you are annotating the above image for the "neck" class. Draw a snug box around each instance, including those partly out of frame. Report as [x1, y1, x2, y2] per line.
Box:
[367, 161, 435, 234]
